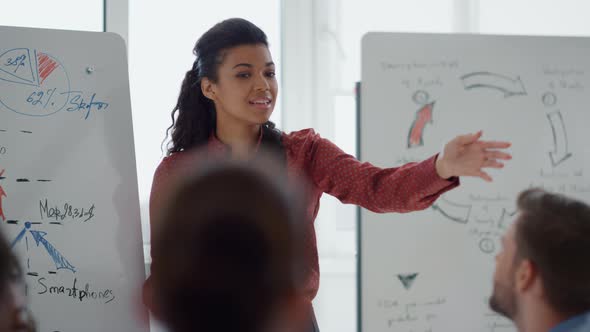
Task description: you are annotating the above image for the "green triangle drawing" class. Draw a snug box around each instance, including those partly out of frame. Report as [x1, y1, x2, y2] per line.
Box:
[397, 273, 419, 290]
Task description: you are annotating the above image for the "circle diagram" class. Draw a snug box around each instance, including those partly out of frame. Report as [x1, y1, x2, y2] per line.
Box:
[0, 48, 70, 116]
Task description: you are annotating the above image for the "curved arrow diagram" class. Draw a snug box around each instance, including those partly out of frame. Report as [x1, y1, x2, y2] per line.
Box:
[547, 111, 572, 167]
[408, 102, 435, 148]
[432, 198, 472, 224]
[461, 71, 527, 97]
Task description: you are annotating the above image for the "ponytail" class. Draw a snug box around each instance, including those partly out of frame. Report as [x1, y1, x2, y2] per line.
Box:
[164, 62, 216, 155]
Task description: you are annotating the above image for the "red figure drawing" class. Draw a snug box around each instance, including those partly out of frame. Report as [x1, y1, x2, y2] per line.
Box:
[407, 102, 435, 148]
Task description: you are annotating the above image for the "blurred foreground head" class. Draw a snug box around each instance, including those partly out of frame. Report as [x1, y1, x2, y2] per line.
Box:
[0, 231, 35, 332]
[151, 157, 307, 332]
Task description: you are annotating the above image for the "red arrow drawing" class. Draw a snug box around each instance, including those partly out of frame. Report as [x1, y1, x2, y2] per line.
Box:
[407, 102, 435, 148]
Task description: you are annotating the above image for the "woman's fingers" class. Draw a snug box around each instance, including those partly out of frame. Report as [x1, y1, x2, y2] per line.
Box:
[480, 140, 511, 149]
[482, 159, 505, 168]
[456, 131, 483, 145]
[484, 150, 512, 160]
[476, 170, 493, 182]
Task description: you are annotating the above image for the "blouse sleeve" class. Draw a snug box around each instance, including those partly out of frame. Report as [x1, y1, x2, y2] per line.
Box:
[149, 158, 170, 247]
[148, 154, 189, 237]
[144, 154, 184, 313]
[149, 158, 168, 228]
[290, 129, 459, 213]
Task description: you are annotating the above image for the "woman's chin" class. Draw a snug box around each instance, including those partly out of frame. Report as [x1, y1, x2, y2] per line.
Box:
[252, 110, 274, 123]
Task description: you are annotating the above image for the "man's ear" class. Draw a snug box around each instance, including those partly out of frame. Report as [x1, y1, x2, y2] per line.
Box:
[515, 259, 537, 293]
[201, 78, 215, 100]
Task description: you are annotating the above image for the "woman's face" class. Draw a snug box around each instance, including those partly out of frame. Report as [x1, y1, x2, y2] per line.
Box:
[202, 44, 278, 128]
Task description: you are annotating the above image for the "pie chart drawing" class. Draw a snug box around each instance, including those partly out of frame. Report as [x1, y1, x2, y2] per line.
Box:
[0, 48, 70, 117]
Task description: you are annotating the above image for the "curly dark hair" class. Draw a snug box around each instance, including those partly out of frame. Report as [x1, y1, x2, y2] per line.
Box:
[164, 18, 283, 158]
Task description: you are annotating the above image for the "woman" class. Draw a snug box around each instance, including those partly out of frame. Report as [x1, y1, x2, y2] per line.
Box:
[146, 18, 512, 331]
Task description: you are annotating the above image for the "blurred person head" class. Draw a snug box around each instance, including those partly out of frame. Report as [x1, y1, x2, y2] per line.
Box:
[0, 231, 35, 332]
[150, 156, 308, 332]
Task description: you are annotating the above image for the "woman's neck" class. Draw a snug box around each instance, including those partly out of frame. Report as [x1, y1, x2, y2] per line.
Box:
[215, 121, 261, 159]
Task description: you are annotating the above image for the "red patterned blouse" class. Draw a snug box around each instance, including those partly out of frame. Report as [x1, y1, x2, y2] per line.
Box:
[148, 128, 459, 302]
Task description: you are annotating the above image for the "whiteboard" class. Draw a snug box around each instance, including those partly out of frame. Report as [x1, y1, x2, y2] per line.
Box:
[0, 26, 148, 332]
[359, 32, 590, 332]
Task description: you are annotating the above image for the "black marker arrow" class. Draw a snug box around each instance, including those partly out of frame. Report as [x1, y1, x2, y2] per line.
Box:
[461, 71, 527, 97]
[547, 111, 572, 167]
[397, 273, 419, 290]
[432, 197, 472, 224]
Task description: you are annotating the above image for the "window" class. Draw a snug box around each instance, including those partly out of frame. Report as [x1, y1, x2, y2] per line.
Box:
[478, 0, 590, 36]
[290, 2, 455, 331]
[0, 0, 103, 31]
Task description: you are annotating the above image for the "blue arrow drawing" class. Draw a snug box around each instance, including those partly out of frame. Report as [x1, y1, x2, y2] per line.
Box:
[30, 230, 76, 273]
[10, 222, 76, 273]
[10, 226, 28, 248]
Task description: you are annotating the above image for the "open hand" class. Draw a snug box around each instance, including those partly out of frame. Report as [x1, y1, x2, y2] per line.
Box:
[435, 131, 511, 182]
